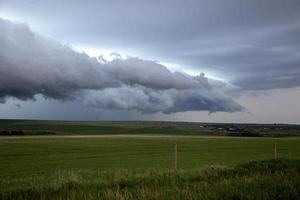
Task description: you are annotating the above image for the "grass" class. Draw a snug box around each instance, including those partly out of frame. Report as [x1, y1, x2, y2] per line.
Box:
[0, 159, 299, 199]
[1, 137, 300, 177]
[1, 119, 300, 136]
[0, 120, 300, 199]
[0, 119, 214, 135]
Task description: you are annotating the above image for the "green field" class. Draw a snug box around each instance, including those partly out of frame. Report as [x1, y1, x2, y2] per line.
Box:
[0, 119, 214, 135]
[1, 120, 300, 199]
[1, 136, 300, 177]
[1, 119, 300, 136]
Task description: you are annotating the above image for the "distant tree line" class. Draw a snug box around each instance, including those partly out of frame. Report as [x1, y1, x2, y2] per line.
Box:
[227, 130, 262, 137]
[0, 130, 25, 136]
[0, 130, 56, 136]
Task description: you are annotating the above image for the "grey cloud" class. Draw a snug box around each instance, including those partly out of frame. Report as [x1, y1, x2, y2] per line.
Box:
[175, 21, 300, 89]
[2, 0, 299, 90]
[0, 18, 243, 113]
[0, 18, 115, 101]
[84, 85, 243, 114]
[105, 58, 209, 90]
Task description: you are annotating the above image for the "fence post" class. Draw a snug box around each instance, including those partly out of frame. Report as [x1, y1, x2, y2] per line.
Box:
[173, 144, 177, 170]
[273, 143, 277, 159]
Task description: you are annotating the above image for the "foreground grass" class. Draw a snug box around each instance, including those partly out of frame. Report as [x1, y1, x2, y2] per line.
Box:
[1, 136, 299, 199]
[0, 159, 299, 199]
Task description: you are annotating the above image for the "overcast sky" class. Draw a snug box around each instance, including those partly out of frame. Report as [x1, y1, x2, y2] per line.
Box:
[0, 0, 300, 123]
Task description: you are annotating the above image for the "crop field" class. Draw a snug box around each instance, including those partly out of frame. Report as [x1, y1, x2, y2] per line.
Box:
[1, 136, 300, 176]
[0, 120, 300, 199]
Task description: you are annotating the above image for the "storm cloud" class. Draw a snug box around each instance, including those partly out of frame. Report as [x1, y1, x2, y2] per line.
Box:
[2, 0, 299, 90]
[0, 18, 243, 113]
[84, 85, 242, 114]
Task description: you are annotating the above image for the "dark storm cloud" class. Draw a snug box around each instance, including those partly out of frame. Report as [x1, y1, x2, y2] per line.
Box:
[0, 18, 116, 101]
[0, 18, 243, 113]
[2, 0, 299, 90]
[85, 85, 242, 114]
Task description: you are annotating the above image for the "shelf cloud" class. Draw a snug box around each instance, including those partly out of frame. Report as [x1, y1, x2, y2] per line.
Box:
[0, 18, 243, 113]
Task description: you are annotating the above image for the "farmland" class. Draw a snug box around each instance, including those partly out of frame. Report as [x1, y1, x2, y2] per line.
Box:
[1, 119, 300, 136]
[0, 119, 300, 199]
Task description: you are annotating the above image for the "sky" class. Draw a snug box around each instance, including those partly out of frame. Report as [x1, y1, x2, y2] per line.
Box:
[0, 0, 300, 123]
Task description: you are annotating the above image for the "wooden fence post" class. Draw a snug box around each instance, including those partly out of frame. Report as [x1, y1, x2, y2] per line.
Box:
[273, 143, 277, 159]
[173, 144, 177, 170]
